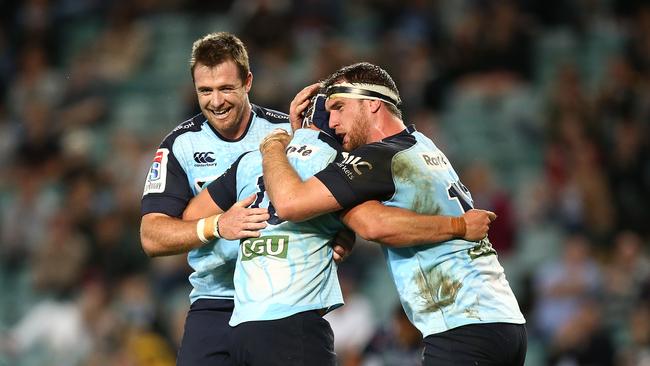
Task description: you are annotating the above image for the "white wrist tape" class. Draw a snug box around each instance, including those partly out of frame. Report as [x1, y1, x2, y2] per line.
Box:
[196, 218, 209, 243]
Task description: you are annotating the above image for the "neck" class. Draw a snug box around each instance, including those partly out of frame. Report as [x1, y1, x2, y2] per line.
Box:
[368, 114, 406, 142]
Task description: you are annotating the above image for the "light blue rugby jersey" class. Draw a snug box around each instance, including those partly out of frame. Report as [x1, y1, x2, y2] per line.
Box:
[141, 105, 290, 303]
[207, 128, 344, 326]
[316, 125, 525, 337]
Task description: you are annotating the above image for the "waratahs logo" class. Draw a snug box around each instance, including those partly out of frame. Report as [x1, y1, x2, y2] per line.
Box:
[193, 151, 216, 166]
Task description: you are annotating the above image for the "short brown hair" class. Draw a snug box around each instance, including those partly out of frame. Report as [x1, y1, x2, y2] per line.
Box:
[321, 62, 402, 118]
[190, 32, 250, 82]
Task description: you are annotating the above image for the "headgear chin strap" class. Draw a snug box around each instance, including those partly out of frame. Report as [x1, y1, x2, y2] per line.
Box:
[325, 82, 401, 107]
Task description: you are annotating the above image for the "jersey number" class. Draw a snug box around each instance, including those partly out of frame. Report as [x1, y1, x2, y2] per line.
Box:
[251, 176, 284, 225]
[447, 180, 496, 259]
[447, 180, 473, 212]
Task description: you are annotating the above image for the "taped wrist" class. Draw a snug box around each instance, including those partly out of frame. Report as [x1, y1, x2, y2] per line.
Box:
[450, 217, 466, 238]
[260, 130, 291, 154]
[196, 214, 223, 243]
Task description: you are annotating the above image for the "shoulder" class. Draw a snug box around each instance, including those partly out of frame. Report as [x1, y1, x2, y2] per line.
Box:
[251, 104, 290, 124]
[160, 113, 205, 146]
[351, 128, 417, 161]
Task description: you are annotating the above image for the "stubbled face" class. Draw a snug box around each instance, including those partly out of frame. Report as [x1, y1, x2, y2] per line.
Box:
[193, 60, 252, 139]
[326, 97, 370, 151]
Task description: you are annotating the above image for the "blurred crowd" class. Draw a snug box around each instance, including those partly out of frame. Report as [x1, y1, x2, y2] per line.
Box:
[0, 0, 649, 365]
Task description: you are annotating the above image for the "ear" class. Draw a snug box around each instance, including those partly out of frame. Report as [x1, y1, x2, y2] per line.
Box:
[368, 99, 382, 113]
[244, 72, 253, 92]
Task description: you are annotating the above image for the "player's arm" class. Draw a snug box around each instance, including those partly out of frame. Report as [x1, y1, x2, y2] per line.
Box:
[141, 153, 268, 257]
[140, 213, 210, 257]
[340, 201, 496, 247]
[183, 156, 270, 238]
[260, 130, 343, 222]
[141, 194, 267, 257]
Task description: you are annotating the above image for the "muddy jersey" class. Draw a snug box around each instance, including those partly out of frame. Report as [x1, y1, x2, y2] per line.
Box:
[207, 129, 344, 326]
[141, 105, 290, 303]
[315, 125, 525, 337]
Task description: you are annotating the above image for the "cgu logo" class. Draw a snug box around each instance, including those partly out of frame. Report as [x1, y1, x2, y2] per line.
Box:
[241, 236, 289, 261]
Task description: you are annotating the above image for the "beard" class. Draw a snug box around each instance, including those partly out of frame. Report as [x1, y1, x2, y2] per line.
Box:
[344, 108, 371, 151]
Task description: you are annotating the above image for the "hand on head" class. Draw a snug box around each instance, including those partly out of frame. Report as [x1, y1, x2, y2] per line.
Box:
[289, 83, 321, 131]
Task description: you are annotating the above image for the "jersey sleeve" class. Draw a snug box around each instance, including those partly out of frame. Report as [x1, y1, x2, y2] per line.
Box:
[314, 143, 397, 209]
[207, 153, 248, 211]
[141, 140, 193, 218]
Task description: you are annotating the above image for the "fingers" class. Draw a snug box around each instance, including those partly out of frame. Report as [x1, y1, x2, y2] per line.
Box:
[237, 230, 262, 238]
[235, 194, 257, 208]
[332, 244, 347, 264]
[260, 129, 292, 153]
[290, 83, 321, 129]
[486, 210, 497, 221]
[461, 209, 496, 241]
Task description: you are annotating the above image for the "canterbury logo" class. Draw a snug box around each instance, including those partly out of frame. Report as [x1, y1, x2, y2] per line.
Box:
[339, 153, 373, 175]
[193, 152, 215, 164]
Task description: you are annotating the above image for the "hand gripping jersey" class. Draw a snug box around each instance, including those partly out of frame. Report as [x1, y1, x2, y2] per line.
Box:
[207, 129, 344, 326]
[141, 105, 290, 303]
[315, 125, 525, 337]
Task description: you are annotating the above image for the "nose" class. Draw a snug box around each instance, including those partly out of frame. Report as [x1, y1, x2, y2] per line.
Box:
[328, 111, 340, 129]
[210, 91, 225, 107]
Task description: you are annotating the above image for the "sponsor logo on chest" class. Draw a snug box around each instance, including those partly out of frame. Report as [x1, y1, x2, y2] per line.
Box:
[241, 235, 289, 261]
[193, 151, 217, 166]
[336, 152, 373, 179]
[420, 151, 449, 170]
[286, 144, 319, 160]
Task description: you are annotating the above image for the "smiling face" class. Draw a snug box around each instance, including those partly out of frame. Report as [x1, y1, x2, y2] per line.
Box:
[193, 60, 252, 139]
[326, 97, 371, 151]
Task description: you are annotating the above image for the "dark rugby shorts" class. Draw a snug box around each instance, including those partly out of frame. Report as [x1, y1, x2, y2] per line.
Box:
[423, 322, 527, 366]
[176, 298, 235, 366]
[229, 310, 336, 366]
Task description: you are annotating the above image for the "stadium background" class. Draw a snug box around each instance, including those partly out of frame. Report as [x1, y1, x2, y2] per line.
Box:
[0, 0, 649, 365]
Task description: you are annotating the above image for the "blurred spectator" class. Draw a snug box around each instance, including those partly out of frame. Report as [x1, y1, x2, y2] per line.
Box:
[361, 305, 423, 366]
[626, 5, 650, 75]
[532, 233, 603, 343]
[602, 231, 650, 345]
[325, 266, 376, 366]
[605, 119, 650, 236]
[546, 300, 615, 366]
[7, 42, 64, 119]
[31, 210, 89, 296]
[618, 303, 650, 366]
[0, 165, 59, 269]
[91, 0, 151, 84]
[445, 1, 533, 94]
[462, 161, 517, 256]
[56, 52, 110, 130]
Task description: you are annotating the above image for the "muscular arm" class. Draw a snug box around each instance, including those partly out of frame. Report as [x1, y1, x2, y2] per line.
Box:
[261, 136, 342, 222]
[341, 201, 495, 247]
[140, 213, 205, 257]
[261, 132, 496, 246]
[141, 193, 268, 257]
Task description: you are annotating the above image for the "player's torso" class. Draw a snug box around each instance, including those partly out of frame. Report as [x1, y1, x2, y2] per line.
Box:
[381, 131, 525, 336]
[230, 129, 344, 325]
[175, 107, 290, 301]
